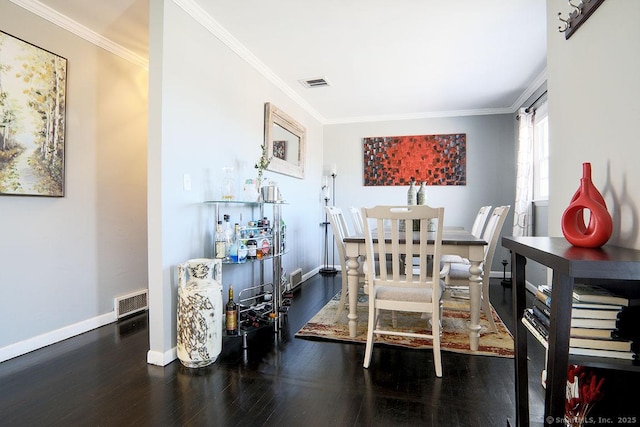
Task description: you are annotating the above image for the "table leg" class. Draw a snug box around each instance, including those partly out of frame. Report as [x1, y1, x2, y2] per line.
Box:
[467, 259, 483, 351]
[346, 255, 360, 337]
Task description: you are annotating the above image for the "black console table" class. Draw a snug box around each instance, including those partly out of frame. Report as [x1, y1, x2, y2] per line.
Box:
[502, 236, 640, 427]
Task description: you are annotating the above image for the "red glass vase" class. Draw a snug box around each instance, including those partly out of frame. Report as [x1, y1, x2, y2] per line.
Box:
[561, 163, 612, 248]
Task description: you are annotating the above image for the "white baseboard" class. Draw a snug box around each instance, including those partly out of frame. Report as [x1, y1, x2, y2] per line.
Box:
[147, 348, 177, 366]
[302, 268, 319, 282]
[0, 311, 116, 363]
[489, 270, 511, 279]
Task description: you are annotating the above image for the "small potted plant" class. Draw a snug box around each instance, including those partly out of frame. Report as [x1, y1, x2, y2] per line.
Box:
[255, 143, 271, 195]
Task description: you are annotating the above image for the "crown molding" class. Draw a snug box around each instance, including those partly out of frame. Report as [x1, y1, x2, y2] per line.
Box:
[323, 107, 516, 125]
[325, 69, 548, 125]
[509, 69, 548, 113]
[173, 0, 326, 124]
[9, 0, 148, 69]
[11, 0, 546, 125]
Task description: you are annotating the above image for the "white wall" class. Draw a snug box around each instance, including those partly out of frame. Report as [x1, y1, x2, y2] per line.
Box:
[324, 114, 516, 269]
[547, 1, 640, 248]
[146, 0, 324, 365]
[0, 2, 148, 360]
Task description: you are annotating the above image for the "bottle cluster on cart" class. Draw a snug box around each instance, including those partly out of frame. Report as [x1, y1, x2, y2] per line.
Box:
[215, 215, 283, 263]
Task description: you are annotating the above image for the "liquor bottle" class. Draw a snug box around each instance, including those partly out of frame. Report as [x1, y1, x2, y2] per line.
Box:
[223, 214, 233, 261]
[259, 230, 270, 258]
[247, 233, 257, 259]
[407, 177, 417, 205]
[235, 224, 248, 263]
[229, 224, 239, 263]
[417, 182, 427, 205]
[225, 285, 238, 335]
[215, 221, 226, 259]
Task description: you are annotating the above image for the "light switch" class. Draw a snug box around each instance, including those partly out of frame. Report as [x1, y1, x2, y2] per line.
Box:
[183, 174, 192, 191]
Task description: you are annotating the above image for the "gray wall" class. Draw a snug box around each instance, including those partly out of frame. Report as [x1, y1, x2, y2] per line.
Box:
[0, 2, 148, 359]
[546, 0, 640, 248]
[324, 113, 516, 272]
[146, 0, 325, 365]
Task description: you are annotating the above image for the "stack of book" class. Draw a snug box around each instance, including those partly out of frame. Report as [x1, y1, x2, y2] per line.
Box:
[522, 283, 639, 360]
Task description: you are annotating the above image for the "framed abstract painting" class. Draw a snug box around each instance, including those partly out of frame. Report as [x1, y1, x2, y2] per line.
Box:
[363, 133, 466, 186]
[0, 31, 67, 197]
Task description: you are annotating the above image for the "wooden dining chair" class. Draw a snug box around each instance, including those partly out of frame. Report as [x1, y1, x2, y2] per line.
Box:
[361, 205, 446, 377]
[349, 206, 364, 235]
[471, 205, 492, 238]
[325, 206, 364, 323]
[443, 205, 510, 333]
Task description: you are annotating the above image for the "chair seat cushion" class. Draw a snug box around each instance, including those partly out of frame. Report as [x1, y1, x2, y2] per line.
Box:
[376, 279, 446, 302]
[441, 254, 468, 264]
[447, 262, 474, 280]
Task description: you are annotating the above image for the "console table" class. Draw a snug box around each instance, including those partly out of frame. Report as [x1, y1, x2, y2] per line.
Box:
[502, 236, 640, 427]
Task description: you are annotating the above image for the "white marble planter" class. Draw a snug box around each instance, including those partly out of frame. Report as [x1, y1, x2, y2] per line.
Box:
[176, 258, 223, 368]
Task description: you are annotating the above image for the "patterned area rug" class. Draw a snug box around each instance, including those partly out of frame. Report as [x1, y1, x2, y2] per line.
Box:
[295, 291, 514, 358]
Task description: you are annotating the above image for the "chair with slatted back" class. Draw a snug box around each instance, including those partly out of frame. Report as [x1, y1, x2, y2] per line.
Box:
[361, 205, 446, 377]
[349, 206, 364, 235]
[325, 206, 364, 323]
[443, 205, 510, 333]
[470, 205, 492, 238]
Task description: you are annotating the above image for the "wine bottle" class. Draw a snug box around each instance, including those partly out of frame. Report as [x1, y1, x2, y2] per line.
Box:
[225, 285, 238, 335]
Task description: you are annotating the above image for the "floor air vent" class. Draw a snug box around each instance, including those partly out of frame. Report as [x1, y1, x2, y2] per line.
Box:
[290, 268, 303, 289]
[115, 290, 148, 319]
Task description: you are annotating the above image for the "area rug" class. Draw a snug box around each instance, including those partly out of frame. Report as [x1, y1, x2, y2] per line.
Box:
[295, 292, 514, 358]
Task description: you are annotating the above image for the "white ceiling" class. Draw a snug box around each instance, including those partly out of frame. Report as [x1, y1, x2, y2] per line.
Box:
[29, 0, 547, 124]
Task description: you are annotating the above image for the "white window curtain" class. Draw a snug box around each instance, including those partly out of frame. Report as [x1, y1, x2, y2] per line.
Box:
[513, 108, 534, 237]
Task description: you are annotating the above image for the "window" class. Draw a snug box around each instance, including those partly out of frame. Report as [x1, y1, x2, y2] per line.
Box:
[533, 101, 549, 201]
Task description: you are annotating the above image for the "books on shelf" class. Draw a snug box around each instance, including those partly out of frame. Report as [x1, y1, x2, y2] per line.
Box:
[571, 317, 618, 329]
[532, 298, 620, 330]
[522, 308, 637, 361]
[571, 307, 621, 320]
[523, 308, 548, 342]
[532, 298, 621, 320]
[572, 283, 631, 306]
[536, 285, 625, 310]
[569, 337, 633, 352]
[568, 347, 636, 360]
[570, 327, 617, 339]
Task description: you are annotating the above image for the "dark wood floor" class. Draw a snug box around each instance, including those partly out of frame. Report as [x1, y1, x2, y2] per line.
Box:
[0, 275, 548, 426]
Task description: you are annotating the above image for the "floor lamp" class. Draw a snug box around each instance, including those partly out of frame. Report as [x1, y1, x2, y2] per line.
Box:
[320, 173, 338, 276]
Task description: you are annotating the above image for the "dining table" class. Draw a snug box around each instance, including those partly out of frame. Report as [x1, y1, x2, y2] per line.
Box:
[342, 228, 488, 351]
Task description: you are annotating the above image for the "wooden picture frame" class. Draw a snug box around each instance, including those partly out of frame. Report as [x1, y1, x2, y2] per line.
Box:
[264, 103, 305, 179]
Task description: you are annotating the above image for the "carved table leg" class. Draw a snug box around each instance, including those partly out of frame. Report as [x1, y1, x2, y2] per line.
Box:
[468, 259, 483, 351]
[346, 255, 361, 337]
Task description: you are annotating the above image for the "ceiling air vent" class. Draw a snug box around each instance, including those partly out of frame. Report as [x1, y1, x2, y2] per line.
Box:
[299, 77, 330, 88]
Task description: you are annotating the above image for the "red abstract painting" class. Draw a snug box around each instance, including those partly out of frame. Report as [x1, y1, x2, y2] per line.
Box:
[363, 134, 466, 186]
